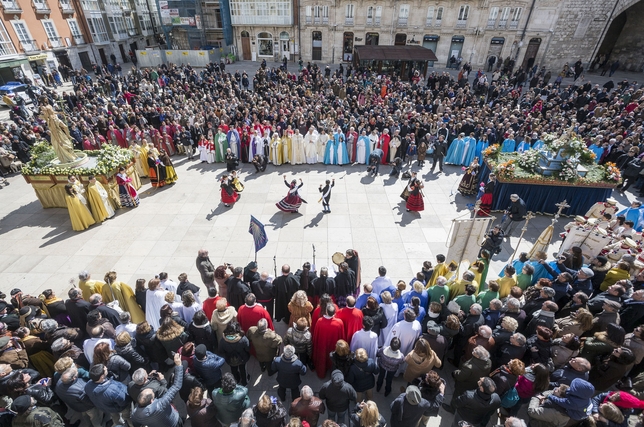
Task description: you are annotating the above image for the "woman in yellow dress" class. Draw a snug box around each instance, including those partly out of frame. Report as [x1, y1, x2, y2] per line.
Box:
[64, 184, 95, 231]
[159, 149, 178, 184]
[87, 175, 115, 223]
[269, 132, 283, 165]
[231, 170, 245, 193]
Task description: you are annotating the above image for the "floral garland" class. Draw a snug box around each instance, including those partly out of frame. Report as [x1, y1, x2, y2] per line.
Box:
[22, 141, 133, 176]
[602, 162, 621, 183]
[553, 159, 579, 182]
[495, 159, 516, 180]
[482, 144, 500, 159]
[517, 149, 541, 171]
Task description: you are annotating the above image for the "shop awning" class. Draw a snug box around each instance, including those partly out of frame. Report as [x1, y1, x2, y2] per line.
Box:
[0, 58, 28, 68]
[354, 45, 438, 62]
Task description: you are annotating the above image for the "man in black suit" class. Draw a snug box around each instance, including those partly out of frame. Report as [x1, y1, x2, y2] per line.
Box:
[431, 134, 447, 173]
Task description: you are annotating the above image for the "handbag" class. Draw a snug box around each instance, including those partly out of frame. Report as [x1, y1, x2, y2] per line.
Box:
[104, 279, 123, 314]
[500, 387, 519, 408]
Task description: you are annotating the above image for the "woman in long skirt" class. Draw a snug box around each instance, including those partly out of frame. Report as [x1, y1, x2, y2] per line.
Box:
[65, 184, 96, 231]
[406, 179, 424, 213]
[147, 152, 167, 187]
[159, 149, 178, 184]
[115, 167, 140, 207]
[276, 176, 304, 213]
[477, 173, 496, 217]
[220, 175, 239, 208]
[458, 157, 480, 196]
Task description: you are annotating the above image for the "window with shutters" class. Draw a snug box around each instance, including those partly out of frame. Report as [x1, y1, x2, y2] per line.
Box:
[398, 4, 409, 26]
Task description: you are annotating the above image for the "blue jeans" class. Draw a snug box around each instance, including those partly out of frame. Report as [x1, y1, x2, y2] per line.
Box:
[327, 409, 347, 425]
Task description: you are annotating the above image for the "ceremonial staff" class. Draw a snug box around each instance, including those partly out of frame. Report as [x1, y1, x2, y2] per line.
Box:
[510, 211, 535, 262]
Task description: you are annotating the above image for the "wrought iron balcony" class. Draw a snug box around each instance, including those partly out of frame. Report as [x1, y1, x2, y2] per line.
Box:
[20, 39, 38, 52]
[1, 0, 22, 13]
[59, 1, 74, 13]
[33, 0, 51, 13]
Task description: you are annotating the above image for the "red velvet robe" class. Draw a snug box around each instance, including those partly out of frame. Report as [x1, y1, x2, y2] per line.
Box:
[336, 307, 364, 345]
[237, 304, 274, 333]
[377, 134, 390, 164]
[312, 316, 345, 378]
[310, 303, 339, 335]
[346, 130, 358, 162]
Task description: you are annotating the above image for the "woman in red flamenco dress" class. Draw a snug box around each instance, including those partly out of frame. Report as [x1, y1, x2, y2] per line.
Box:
[276, 175, 305, 213]
[477, 173, 496, 217]
[406, 178, 424, 213]
[220, 175, 239, 208]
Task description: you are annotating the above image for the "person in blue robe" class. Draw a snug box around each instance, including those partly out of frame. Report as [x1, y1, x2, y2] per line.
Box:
[323, 136, 337, 165]
[516, 137, 531, 153]
[617, 201, 644, 232]
[463, 133, 478, 166]
[445, 133, 466, 164]
[475, 135, 489, 165]
[588, 140, 605, 164]
[501, 134, 516, 152]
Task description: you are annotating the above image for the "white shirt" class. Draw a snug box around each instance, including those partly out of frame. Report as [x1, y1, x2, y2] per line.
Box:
[371, 276, 394, 294]
[115, 323, 137, 338]
[384, 319, 421, 356]
[83, 337, 114, 365]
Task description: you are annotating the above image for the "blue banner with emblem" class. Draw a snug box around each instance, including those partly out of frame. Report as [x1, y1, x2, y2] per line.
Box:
[249, 215, 268, 253]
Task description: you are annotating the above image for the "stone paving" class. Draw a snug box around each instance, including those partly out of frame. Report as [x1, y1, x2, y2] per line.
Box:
[0, 59, 640, 426]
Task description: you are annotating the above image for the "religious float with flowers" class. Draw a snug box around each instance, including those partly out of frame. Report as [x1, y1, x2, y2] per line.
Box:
[22, 142, 141, 209]
[480, 132, 620, 215]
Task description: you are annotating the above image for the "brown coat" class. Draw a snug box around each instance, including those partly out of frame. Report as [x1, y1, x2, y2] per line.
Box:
[288, 301, 314, 327]
[246, 326, 282, 362]
[403, 349, 441, 382]
[417, 141, 427, 161]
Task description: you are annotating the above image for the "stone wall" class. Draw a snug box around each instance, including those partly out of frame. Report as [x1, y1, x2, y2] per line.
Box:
[602, 1, 644, 72]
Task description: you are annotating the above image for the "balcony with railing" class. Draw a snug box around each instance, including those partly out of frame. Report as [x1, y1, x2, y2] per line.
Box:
[344, 16, 353, 25]
[455, 19, 467, 28]
[0, 41, 17, 56]
[1, 0, 22, 13]
[33, 0, 51, 13]
[322, 16, 328, 24]
[435, 18, 441, 27]
[509, 20, 518, 29]
[73, 35, 85, 44]
[48, 36, 62, 48]
[59, 0, 74, 13]
[397, 17, 407, 27]
[20, 39, 38, 52]
[487, 19, 496, 28]
[425, 18, 432, 27]
[498, 19, 507, 27]
[305, 16, 311, 24]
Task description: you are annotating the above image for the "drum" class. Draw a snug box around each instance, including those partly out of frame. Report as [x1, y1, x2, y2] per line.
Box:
[332, 252, 345, 266]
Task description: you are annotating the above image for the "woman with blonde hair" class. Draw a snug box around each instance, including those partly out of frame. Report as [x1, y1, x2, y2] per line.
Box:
[288, 290, 314, 326]
[490, 358, 525, 404]
[350, 401, 386, 427]
[554, 308, 594, 337]
[403, 337, 441, 382]
[347, 348, 377, 401]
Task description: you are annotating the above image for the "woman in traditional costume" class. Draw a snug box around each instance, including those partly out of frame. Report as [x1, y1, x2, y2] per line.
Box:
[276, 176, 304, 213]
[116, 167, 140, 208]
[220, 175, 239, 208]
[197, 135, 209, 163]
[228, 170, 243, 192]
[102, 270, 146, 323]
[474, 134, 489, 165]
[64, 184, 95, 231]
[458, 158, 480, 196]
[406, 178, 424, 213]
[501, 132, 516, 152]
[159, 149, 178, 184]
[130, 142, 147, 178]
[477, 173, 496, 217]
[445, 133, 466, 165]
[147, 151, 166, 188]
[87, 175, 115, 223]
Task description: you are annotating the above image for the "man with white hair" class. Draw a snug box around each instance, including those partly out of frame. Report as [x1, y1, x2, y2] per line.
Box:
[231, 408, 257, 427]
[271, 345, 306, 401]
[450, 303, 484, 366]
[78, 271, 104, 301]
[384, 308, 421, 357]
[502, 194, 527, 237]
[55, 366, 105, 427]
[443, 346, 492, 413]
[289, 385, 326, 426]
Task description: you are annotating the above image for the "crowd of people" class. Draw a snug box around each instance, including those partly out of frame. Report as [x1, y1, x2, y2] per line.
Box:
[0, 45, 643, 427]
[0, 237, 643, 427]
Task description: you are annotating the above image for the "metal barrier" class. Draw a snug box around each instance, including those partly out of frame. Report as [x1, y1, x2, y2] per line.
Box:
[135, 48, 233, 67]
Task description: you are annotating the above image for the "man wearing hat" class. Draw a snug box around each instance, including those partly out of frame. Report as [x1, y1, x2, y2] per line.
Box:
[192, 343, 225, 393]
[0, 301, 19, 332]
[589, 256, 612, 293]
[501, 194, 527, 237]
[590, 299, 622, 334]
[547, 258, 595, 299]
[0, 336, 27, 369]
[389, 385, 434, 427]
[10, 395, 64, 427]
[243, 262, 260, 285]
[585, 198, 618, 220]
[560, 216, 587, 239]
[271, 345, 306, 401]
[587, 283, 626, 314]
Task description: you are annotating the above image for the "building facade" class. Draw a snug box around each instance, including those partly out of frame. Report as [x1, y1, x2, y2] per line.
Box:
[0, 0, 92, 83]
[294, 0, 644, 73]
[297, 0, 563, 69]
[228, 0, 296, 61]
[76, 0, 160, 66]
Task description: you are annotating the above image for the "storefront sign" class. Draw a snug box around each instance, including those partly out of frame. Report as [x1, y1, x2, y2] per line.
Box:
[27, 54, 48, 61]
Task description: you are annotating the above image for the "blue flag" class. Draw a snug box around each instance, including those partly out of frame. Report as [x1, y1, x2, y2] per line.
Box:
[249, 215, 268, 253]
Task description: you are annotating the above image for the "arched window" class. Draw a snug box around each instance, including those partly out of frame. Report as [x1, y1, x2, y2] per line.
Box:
[257, 32, 273, 56]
